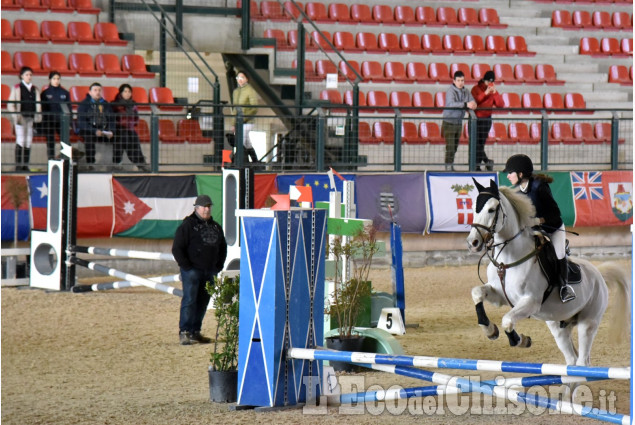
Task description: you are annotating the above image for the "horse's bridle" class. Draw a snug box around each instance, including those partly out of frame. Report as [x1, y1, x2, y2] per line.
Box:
[470, 192, 505, 246]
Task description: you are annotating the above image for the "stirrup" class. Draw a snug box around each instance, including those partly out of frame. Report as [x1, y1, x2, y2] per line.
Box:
[560, 285, 576, 303]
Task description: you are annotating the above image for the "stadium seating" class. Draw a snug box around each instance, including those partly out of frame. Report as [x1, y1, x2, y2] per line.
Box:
[131, 87, 150, 110]
[501, 92, 523, 114]
[135, 119, 150, 143]
[261, 1, 288, 20]
[373, 121, 394, 144]
[400, 33, 425, 54]
[487, 122, 512, 144]
[573, 122, 601, 144]
[401, 122, 423, 144]
[70, 85, 89, 103]
[592, 11, 613, 30]
[443, 34, 469, 55]
[550, 122, 577, 144]
[450, 63, 474, 83]
[552, 10, 574, 29]
[458, 7, 482, 27]
[437, 7, 461, 27]
[283, 1, 303, 20]
[338, 60, 361, 82]
[69, 0, 100, 14]
[158, 119, 187, 143]
[149, 87, 184, 111]
[372, 5, 396, 25]
[41, 20, 74, 44]
[522, 92, 543, 113]
[428, 62, 451, 83]
[358, 121, 377, 144]
[41, 52, 74, 76]
[343, 89, 366, 107]
[1, 19, 18, 42]
[319, 89, 343, 105]
[508, 122, 537, 144]
[177, 119, 211, 144]
[493, 64, 519, 84]
[564, 92, 592, 113]
[350, 4, 372, 23]
[573, 10, 593, 29]
[471, 63, 491, 81]
[389, 91, 413, 111]
[419, 122, 444, 144]
[1, 84, 10, 109]
[514, 64, 541, 85]
[366, 90, 390, 112]
[479, 8, 506, 28]
[486, 35, 514, 56]
[543, 92, 568, 114]
[394, 6, 416, 26]
[507, 36, 535, 56]
[434, 92, 446, 108]
[356, 32, 382, 53]
[101, 85, 118, 102]
[415, 6, 440, 26]
[579, 37, 601, 55]
[13, 19, 45, 43]
[68, 52, 102, 77]
[384, 62, 412, 83]
[121, 55, 155, 78]
[2, 117, 16, 142]
[612, 12, 632, 30]
[333, 31, 359, 52]
[95, 54, 129, 77]
[608, 65, 631, 85]
[264, 29, 291, 50]
[464, 35, 487, 55]
[2, 51, 16, 73]
[378, 32, 401, 52]
[94, 22, 128, 46]
[315, 59, 338, 80]
[361, 61, 390, 83]
[406, 62, 429, 83]
[67, 21, 100, 44]
[412, 91, 436, 113]
[42, 0, 76, 13]
[535, 64, 565, 85]
[293, 59, 321, 81]
[13, 51, 47, 75]
[422, 34, 446, 54]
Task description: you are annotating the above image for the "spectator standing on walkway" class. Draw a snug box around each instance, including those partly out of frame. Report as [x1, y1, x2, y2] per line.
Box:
[41, 71, 71, 160]
[230, 71, 260, 163]
[111, 84, 149, 172]
[77, 82, 115, 169]
[471, 70, 504, 171]
[441, 71, 476, 171]
[172, 195, 227, 345]
[8, 66, 42, 171]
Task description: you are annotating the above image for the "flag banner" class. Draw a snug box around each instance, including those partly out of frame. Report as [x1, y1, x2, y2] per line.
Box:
[356, 173, 426, 233]
[498, 172, 575, 227]
[254, 173, 278, 209]
[426, 172, 498, 233]
[573, 170, 633, 227]
[28, 174, 114, 238]
[1, 176, 30, 241]
[195, 175, 223, 224]
[276, 174, 356, 203]
[114, 175, 197, 239]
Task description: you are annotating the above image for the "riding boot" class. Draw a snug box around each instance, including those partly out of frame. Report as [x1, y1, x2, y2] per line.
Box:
[246, 148, 260, 163]
[15, 145, 23, 171]
[559, 258, 576, 303]
[22, 147, 31, 171]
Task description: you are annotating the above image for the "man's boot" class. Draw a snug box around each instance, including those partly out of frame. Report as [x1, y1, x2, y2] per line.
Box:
[15, 145, 23, 171]
[246, 148, 260, 163]
[23, 147, 30, 171]
[559, 258, 575, 303]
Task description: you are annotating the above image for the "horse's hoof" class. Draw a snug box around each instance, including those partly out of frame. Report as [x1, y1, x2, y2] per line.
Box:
[488, 324, 499, 340]
[519, 335, 532, 348]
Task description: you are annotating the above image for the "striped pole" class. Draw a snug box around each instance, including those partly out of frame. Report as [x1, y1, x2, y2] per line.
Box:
[74, 245, 174, 261]
[336, 374, 605, 405]
[288, 348, 631, 380]
[71, 274, 181, 293]
[356, 362, 629, 425]
[72, 258, 182, 297]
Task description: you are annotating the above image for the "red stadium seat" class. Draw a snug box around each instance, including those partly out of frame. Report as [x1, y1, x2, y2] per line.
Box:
[361, 61, 390, 83]
[264, 28, 291, 50]
[178, 119, 211, 144]
[384, 62, 412, 83]
[69, 85, 89, 103]
[564, 92, 592, 113]
[450, 63, 475, 83]
[94, 22, 127, 46]
[594, 122, 624, 144]
[132, 87, 150, 111]
[501, 92, 523, 114]
[338, 60, 361, 82]
[406, 62, 429, 83]
[287, 30, 309, 50]
[378, 32, 401, 52]
[135, 119, 150, 143]
[485, 35, 513, 56]
[41, 52, 74, 76]
[428, 62, 451, 83]
[236, 0, 260, 19]
[507, 36, 535, 56]
[508, 122, 536, 144]
[551, 122, 577, 144]
[471, 63, 491, 81]
[13, 51, 47, 75]
[13, 20, 45, 43]
[1, 84, 11, 109]
[443, 34, 469, 55]
[319, 89, 343, 104]
[2, 51, 15, 73]
[158, 119, 186, 143]
[344, 90, 366, 107]
[464, 34, 487, 55]
[621, 38, 633, 54]
[1, 0, 20, 10]
[422, 34, 446, 54]
[95, 54, 128, 77]
[401, 122, 423, 144]
[315, 59, 338, 80]
[573, 122, 601, 144]
[67, 21, 99, 44]
[1, 19, 18, 42]
[612, 12, 632, 30]
[358, 121, 377, 144]
[17, 0, 47, 11]
[400, 33, 424, 54]
[437, 7, 461, 27]
[149, 87, 184, 111]
[356, 32, 382, 53]
[40, 20, 73, 44]
[69, 0, 100, 14]
[487, 122, 512, 144]
[394, 5, 416, 25]
[434, 92, 446, 108]
[514, 64, 541, 85]
[458, 8, 483, 27]
[552, 10, 574, 29]
[305, 2, 329, 22]
[283, 1, 303, 19]
[366, 90, 390, 112]
[419, 122, 444, 144]
[579, 37, 601, 55]
[493, 63, 520, 85]
[601, 37, 623, 55]
[479, 8, 505, 28]
[412, 91, 435, 113]
[43, 0, 75, 12]
[310, 31, 332, 51]
[535, 64, 565, 85]
[2, 117, 16, 142]
[389, 91, 413, 111]
[101, 85, 118, 102]
[592, 11, 613, 29]
[68, 53, 102, 77]
[121, 54, 155, 78]
[522, 92, 543, 113]
[372, 5, 396, 25]
[373, 122, 394, 144]
[529, 123, 542, 144]
[608, 65, 630, 84]
[261, 1, 288, 20]
[328, 3, 351, 22]
[572, 10, 593, 29]
[350, 4, 372, 23]
[543, 93, 567, 114]
[415, 6, 440, 26]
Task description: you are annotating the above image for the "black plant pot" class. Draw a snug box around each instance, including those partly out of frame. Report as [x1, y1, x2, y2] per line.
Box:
[325, 336, 367, 372]
[208, 367, 238, 403]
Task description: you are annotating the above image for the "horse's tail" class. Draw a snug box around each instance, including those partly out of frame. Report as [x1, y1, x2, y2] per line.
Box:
[597, 262, 631, 343]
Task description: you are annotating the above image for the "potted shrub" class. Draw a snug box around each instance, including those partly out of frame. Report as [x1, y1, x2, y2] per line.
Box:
[205, 274, 239, 402]
[325, 224, 379, 371]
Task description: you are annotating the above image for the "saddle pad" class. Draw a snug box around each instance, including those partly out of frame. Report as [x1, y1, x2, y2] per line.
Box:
[567, 261, 582, 285]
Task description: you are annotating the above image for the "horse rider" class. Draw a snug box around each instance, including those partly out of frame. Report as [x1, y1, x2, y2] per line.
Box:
[504, 154, 576, 303]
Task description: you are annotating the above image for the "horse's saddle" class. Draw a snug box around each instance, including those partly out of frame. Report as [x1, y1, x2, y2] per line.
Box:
[535, 235, 582, 302]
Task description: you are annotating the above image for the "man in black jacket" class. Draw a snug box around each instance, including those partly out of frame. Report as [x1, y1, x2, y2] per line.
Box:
[76, 82, 115, 168]
[172, 195, 227, 345]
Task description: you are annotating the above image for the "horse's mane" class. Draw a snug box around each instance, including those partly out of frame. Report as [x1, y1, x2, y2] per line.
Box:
[499, 186, 537, 228]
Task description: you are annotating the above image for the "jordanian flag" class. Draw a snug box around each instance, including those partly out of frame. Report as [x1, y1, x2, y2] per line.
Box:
[114, 175, 199, 239]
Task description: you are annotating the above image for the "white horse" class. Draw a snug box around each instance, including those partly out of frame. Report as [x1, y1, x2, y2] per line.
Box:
[466, 179, 630, 367]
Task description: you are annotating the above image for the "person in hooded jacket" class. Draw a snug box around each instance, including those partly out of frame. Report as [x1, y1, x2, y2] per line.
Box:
[8, 66, 42, 171]
[111, 84, 149, 172]
[41, 71, 71, 160]
[471, 70, 504, 171]
[76, 82, 115, 168]
[441, 71, 476, 171]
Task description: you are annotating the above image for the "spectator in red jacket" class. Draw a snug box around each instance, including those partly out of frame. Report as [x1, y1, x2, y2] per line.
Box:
[471, 71, 504, 171]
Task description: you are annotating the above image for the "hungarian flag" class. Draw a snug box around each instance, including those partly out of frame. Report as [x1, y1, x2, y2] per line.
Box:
[28, 174, 115, 238]
[114, 175, 198, 239]
[573, 170, 633, 226]
[1, 176, 30, 241]
[276, 174, 356, 203]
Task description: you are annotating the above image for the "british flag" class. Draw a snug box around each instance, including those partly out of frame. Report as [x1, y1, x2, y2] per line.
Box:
[572, 171, 603, 200]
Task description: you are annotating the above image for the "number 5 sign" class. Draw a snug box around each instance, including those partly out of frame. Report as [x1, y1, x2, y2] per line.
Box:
[377, 307, 406, 335]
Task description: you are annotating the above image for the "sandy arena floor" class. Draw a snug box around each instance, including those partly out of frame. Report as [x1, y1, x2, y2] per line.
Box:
[2, 261, 631, 425]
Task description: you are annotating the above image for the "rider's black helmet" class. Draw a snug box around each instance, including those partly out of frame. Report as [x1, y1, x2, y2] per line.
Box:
[504, 154, 533, 178]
